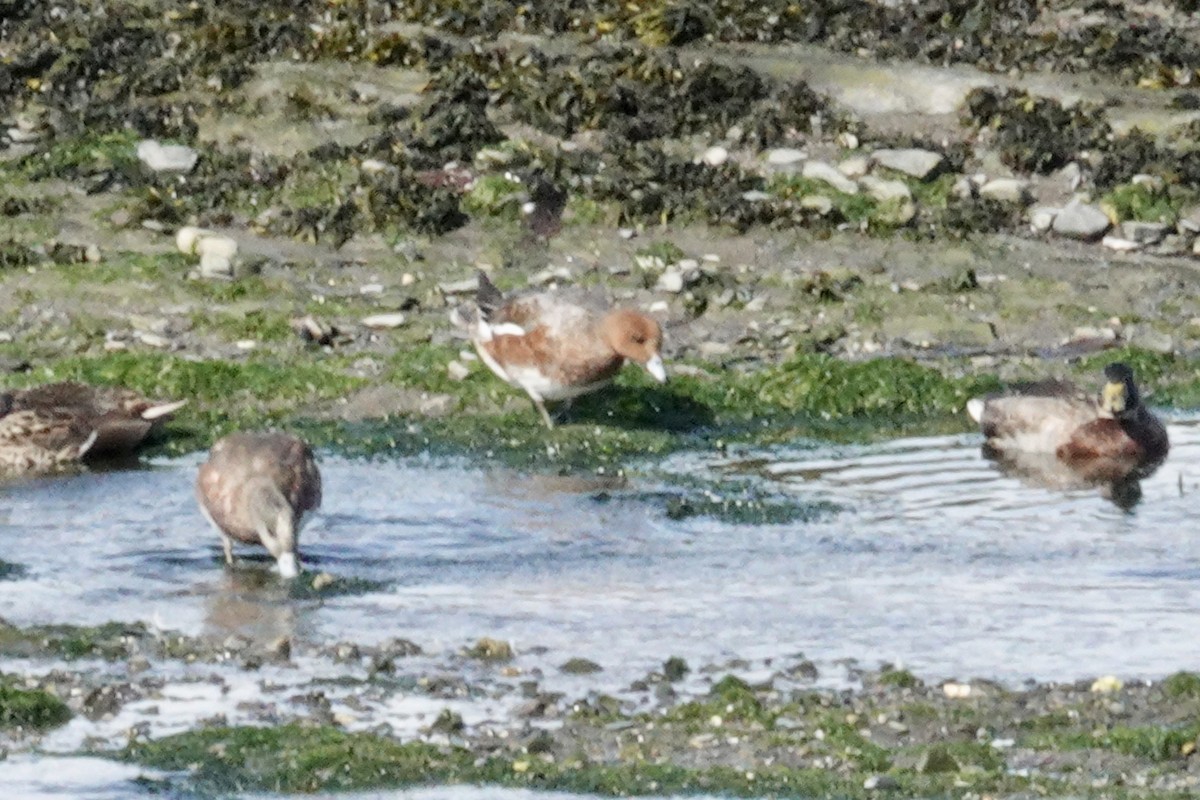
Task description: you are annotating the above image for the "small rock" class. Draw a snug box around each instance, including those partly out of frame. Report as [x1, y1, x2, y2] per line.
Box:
[663, 656, 690, 682]
[799, 194, 834, 215]
[656, 270, 685, 293]
[311, 572, 335, 591]
[1051, 199, 1111, 241]
[942, 682, 972, 699]
[1153, 234, 1189, 256]
[701, 146, 729, 167]
[359, 283, 384, 295]
[1091, 675, 1124, 694]
[467, 637, 513, 662]
[802, 161, 859, 194]
[134, 331, 171, 349]
[859, 175, 912, 203]
[438, 277, 479, 295]
[618, 228, 637, 240]
[1121, 220, 1169, 245]
[864, 775, 900, 790]
[175, 226, 215, 255]
[874, 200, 917, 226]
[136, 140, 199, 173]
[837, 155, 870, 178]
[447, 361, 470, 381]
[918, 744, 960, 774]
[871, 148, 945, 180]
[560, 658, 603, 675]
[84, 244, 102, 263]
[1132, 173, 1165, 192]
[195, 235, 238, 260]
[1101, 236, 1140, 253]
[978, 178, 1031, 204]
[361, 313, 407, 329]
[740, 190, 771, 202]
[1029, 206, 1058, 233]
[766, 147, 806, 166]
[292, 315, 338, 346]
[198, 253, 234, 279]
[837, 131, 859, 149]
[360, 158, 389, 174]
[1178, 207, 1200, 233]
[529, 266, 571, 286]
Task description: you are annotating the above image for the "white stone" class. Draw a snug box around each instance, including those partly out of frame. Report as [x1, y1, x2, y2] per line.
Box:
[1029, 207, 1058, 233]
[360, 158, 389, 174]
[871, 148, 945, 180]
[1101, 236, 1140, 252]
[195, 235, 238, 260]
[766, 147, 807, 166]
[1051, 199, 1111, 241]
[84, 244, 102, 263]
[198, 252, 234, 279]
[837, 155, 870, 179]
[175, 226, 215, 255]
[447, 361, 470, 381]
[802, 161, 858, 194]
[648, 300, 669, 313]
[800, 195, 834, 215]
[136, 139, 199, 173]
[978, 178, 1031, 204]
[741, 190, 771, 202]
[361, 313, 408, 329]
[359, 283, 384, 295]
[701, 146, 729, 167]
[858, 175, 911, 203]
[656, 270, 685, 293]
[837, 132, 859, 149]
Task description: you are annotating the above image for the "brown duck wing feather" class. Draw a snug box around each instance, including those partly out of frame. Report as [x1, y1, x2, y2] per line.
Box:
[976, 391, 1103, 453]
[0, 409, 97, 473]
[11, 382, 184, 456]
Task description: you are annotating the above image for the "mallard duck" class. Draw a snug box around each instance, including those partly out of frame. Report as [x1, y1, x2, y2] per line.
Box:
[453, 271, 667, 428]
[1, 381, 186, 459]
[196, 432, 322, 579]
[967, 362, 1169, 468]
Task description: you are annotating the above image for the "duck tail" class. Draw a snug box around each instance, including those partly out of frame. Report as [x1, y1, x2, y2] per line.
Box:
[475, 270, 505, 321]
[966, 398, 985, 423]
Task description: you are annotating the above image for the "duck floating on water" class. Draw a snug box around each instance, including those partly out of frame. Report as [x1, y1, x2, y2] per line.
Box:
[455, 271, 667, 428]
[967, 363, 1168, 504]
[196, 431, 322, 579]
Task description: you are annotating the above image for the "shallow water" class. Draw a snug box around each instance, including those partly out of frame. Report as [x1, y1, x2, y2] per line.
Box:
[3, 419, 1200, 793]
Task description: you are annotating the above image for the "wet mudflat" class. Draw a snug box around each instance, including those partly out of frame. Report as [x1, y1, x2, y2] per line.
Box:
[3, 419, 1200, 797]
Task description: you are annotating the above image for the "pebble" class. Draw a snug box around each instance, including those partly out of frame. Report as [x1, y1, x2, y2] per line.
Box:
[235, 339, 256, 350]
[1029, 206, 1058, 233]
[740, 190, 771, 202]
[942, 682, 972, 699]
[1121, 221, 1169, 245]
[447, 361, 470, 381]
[864, 775, 900, 790]
[175, 226, 215, 255]
[657, 270, 685, 293]
[799, 194, 834, 216]
[198, 253, 234, 279]
[359, 283, 384, 295]
[978, 178, 1031, 204]
[136, 139, 199, 173]
[195, 235, 238, 260]
[1100, 236, 1140, 252]
[859, 175, 911, 203]
[701, 146, 729, 167]
[438, 277, 479, 295]
[529, 266, 571, 286]
[84, 244, 102, 263]
[838, 155, 871, 179]
[871, 148, 945, 180]
[134, 331, 171, 349]
[766, 147, 806, 166]
[361, 313, 407, 329]
[802, 161, 859, 194]
[1091, 675, 1124, 694]
[1051, 199, 1111, 241]
[837, 132, 859, 149]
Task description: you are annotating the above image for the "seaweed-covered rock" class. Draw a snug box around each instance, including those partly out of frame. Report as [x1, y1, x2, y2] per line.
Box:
[964, 88, 1109, 175]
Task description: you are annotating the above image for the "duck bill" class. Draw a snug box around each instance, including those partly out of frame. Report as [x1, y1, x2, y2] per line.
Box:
[276, 552, 301, 580]
[1103, 381, 1126, 414]
[643, 354, 667, 383]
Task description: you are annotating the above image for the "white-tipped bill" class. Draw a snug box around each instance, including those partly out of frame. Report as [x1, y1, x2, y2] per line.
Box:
[644, 354, 667, 383]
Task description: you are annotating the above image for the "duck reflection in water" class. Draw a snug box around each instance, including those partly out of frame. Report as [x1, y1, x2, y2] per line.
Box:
[203, 567, 301, 650]
[966, 362, 1168, 510]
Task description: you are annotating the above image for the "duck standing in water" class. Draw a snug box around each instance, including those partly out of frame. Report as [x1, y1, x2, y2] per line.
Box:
[455, 271, 667, 428]
[196, 432, 322, 579]
[0, 381, 185, 474]
[967, 362, 1169, 475]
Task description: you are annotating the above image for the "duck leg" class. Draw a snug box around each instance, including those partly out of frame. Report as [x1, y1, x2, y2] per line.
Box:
[531, 396, 555, 430]
[220, 532, 235, 566]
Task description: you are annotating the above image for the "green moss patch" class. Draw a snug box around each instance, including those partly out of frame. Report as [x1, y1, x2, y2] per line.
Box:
[0, 682, 71, 731]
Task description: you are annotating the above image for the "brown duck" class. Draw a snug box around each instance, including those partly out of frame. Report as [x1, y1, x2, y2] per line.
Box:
[196, 432, 322, 579]
[0, 382, 185, 474]
[967, 362, 1169, 470]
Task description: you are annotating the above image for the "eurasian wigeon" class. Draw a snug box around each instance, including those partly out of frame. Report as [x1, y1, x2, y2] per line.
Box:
[967, 362, 1168, 469]
[196, 432, 322, 579]
[456, 271, 667, 428]
[2, 381, 186, 459]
